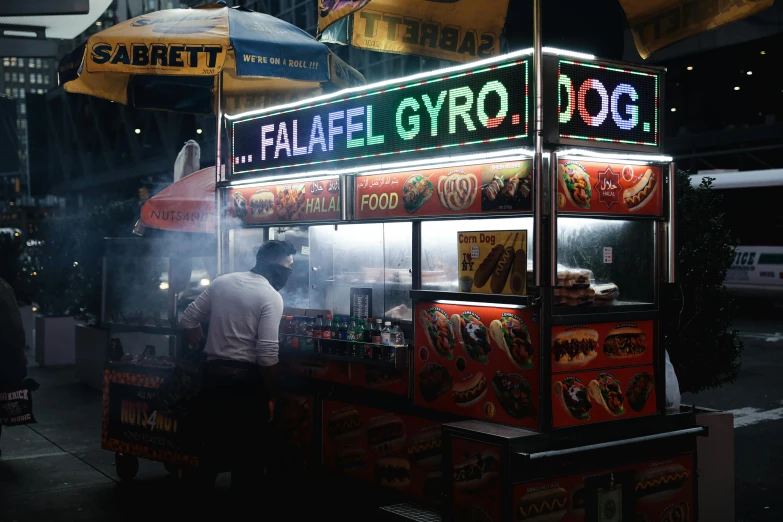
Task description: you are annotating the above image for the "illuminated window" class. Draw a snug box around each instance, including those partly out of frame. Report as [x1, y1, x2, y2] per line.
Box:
[29, 60, 35, 69]
[29, 74, 35, 84]
[3, 73, 8, 82]
[37, 89, 44, 94]
[4, 88, 10, 96]
[19, 88, 25, 98]
[20, 103, 25, 115]
[36, 58, 42, 68]
[11, 73, 17, 82]
[12, 88, 18, 97]
[10, 58, 16, 66]
[19, 74, 24, 84]
[2, 58, 8, 66]
[37, 74, 43, 84]
[18, 58, 24, 67]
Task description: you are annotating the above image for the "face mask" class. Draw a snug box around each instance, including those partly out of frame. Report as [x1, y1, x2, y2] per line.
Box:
[255, 263, 292, 291]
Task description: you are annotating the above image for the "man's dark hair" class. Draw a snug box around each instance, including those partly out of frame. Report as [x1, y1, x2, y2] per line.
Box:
[255, 240, 296, 268]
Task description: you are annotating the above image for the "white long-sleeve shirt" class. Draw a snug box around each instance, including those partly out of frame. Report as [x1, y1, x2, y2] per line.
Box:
[179, 271, 283, 367]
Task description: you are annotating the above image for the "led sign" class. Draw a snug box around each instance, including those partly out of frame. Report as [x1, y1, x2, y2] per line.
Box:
[231, 58, 528, 176]
[552, 59, 661, 150]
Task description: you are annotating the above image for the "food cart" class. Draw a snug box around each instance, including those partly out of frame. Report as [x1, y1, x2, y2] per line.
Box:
[217, 41, 703, 521]
[99, 234, 217, 479]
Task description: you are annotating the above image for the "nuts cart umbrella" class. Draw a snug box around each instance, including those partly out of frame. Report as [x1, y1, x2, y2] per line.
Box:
[57, 2, 363, 114]
[134, 166, 218, 235]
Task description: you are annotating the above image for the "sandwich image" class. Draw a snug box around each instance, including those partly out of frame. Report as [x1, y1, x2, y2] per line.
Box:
[552, 329, 598, 368]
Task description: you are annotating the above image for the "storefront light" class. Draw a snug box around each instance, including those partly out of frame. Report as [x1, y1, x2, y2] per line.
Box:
[134, 128, 141, 134]
[747, 71, 753, 75]
[200, 278, 210, 287]
[734, 86, 740, 91]
[159, 281, 169, 290]
[227, 148, 535, 187]
[435, 300, 526, 310]
[196, 128, 202, 134]
[557, 149, 672, 163]
[686, 66, 693, 71]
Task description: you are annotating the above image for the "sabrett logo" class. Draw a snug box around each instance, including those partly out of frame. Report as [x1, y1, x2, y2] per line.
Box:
[90, 42, 223, 68]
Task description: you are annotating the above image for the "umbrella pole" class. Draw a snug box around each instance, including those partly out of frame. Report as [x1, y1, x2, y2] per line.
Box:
[216, 71, 224, 274]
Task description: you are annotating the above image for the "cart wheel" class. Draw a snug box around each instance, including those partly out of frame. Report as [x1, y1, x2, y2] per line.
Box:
[115, 453, 139, 481]
[163, 462, 178, 474]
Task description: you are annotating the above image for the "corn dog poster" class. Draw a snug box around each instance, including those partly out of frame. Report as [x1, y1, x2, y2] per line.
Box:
[458, 230, 527, 296]
[557, 160, 663, 216]
[414, 301, 539, 430]
[354, 160, 532, 220]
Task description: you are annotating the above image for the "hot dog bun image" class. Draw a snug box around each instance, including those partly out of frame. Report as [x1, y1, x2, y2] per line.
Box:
[406, 428, 442, 466]
[517, 487, 568, 521]
[366, 415, 406, 454]
[635, 464, 690, 502]
[453, 451, 499, 493]
[624, 168, 657, 212]
[602, 327, 646, 358]
[452, 372, 489, 408]
[551, 329, 598, 368]
[327, 408, 362, 442]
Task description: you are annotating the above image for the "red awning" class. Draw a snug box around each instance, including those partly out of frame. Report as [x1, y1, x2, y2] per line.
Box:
[134, 167, 218, 235]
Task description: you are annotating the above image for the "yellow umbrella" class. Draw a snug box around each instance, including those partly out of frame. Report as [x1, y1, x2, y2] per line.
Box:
[58, 2, 364, 114]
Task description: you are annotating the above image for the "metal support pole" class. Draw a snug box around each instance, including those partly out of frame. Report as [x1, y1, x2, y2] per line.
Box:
[216, 72, 223, 274]
[533, 0, 544, 288]
[667, 162, 676, 283]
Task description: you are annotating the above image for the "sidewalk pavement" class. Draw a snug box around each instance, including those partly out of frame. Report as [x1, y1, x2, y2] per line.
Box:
[0, 367, 337, 522]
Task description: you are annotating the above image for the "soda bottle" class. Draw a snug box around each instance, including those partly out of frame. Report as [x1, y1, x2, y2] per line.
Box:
[390, 322, 404, 362]
[339, 318, 349, 356]
[373, 318, 383, 360]
[391, 322, 405, 346]
[305, 317, 315, 351]
[347, 317, 358, 342]
[314, 314, 324, 338]
[329, 315, 339, 354]
[363, 318, 375, 359]
[353, 319, 365, 358]
[321, 314, 333, 354]
[291, 316, 301, 350]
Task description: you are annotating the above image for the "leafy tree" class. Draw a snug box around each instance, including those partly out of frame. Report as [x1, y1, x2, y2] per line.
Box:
[665, 171, 742, 393]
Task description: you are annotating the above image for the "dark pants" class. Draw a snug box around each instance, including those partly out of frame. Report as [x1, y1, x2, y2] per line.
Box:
[196, 360, 271, 493]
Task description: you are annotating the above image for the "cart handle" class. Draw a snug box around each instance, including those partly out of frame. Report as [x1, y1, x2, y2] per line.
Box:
[521, 427, 707, 460]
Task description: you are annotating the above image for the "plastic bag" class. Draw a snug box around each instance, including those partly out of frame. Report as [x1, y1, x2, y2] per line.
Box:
[665, 350, 681, 413]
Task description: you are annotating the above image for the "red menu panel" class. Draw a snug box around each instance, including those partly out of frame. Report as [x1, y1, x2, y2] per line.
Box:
[413, 302, 540, 431]
[279, 354, 409, 396]
[512, 454, 695, 522]
[228, 177, 340, 224]
[551, 320, 655, 373]
[355, 160, 532, 219]
[557, 160, 663, 216]
[551, 366, 657, 428]
[275, 393, 312, 473]
[322, 399, 443, 505]
[451, 438, 503, 522]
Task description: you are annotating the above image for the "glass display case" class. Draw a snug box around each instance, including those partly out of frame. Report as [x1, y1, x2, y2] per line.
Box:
[228, 223, 413, 321]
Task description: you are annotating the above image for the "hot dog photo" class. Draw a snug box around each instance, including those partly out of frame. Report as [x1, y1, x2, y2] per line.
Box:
[556, 160, 663, 216]
[458, 230, 527, 295]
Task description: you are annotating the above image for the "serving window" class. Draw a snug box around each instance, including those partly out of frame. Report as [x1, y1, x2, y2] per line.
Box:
[227, 223, 413, 321]
[556, 217, 655, 307]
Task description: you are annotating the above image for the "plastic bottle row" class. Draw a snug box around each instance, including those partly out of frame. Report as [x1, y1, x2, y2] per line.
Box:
[279, 315, 405, 361]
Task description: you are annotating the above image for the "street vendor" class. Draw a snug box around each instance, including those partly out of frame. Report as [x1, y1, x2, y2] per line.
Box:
[180, 240, 295, 494]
